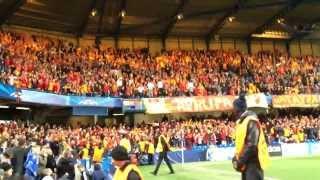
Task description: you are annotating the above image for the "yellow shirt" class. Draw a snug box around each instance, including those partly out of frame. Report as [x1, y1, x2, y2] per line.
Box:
[292, 134, 299, 143]
[248, 83, 258, 94]
[93, 147, 104, 163]
[81, 148, 90, 159]
[80, 84, 88, 94]
[48, 82, 54, 91]
[284, 128, 290, 138]
[139, 141, 146, 153]
[298, 132, 305, 142]
[120, 138, 131, 153]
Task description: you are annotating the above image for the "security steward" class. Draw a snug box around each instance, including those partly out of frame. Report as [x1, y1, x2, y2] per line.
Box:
[232, 94, 270, 180]
[111, 145, 144, 180]
[139, 136, 155, 165]
[152, 132, 174, 175]
[120, 134, 132, 153]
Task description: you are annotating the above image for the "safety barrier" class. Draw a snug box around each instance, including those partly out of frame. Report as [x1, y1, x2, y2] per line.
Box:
[206, 142, 320, 162]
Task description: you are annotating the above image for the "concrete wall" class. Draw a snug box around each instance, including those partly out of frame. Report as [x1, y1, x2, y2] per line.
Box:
[313, 41, 320, 56]
[79, 35, 95, 47]
[148, 38, 162, 55]
[68, 116, 94, 127]
[133, 113, 163, 125]
[68, 115, 125, 128]
[275, 41, 287, 53]
[101, 37, 115, 48]
[115, 37, 248, 54]
[290, 40, 317, 56]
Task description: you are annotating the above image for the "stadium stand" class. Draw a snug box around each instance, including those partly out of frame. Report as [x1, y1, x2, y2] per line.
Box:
[1, 31, 320, 98]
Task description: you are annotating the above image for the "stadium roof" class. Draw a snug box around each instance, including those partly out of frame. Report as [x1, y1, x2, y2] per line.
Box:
[0, 0, 320, 40]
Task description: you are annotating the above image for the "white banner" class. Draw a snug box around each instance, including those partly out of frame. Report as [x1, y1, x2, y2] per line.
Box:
[310, 143, 320, 155]
[245, 93, 269, 108]
[207, 146, 235, 161]
[281, 143, 309, 157]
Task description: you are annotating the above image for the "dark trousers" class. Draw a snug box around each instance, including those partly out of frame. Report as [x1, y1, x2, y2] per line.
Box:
[153, 152, 174, 174]
[148, 153, 154, 165]
[241, 163, 264, 180]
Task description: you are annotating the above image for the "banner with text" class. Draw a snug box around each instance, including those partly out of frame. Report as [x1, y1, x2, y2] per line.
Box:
[268, 144, 282, 157]
[0, 83, 16, 100]
[123, 99, 145, 112]
[272, 94, 320, 108]
[19, 89, 122, 108]
[143, 96, 236, 114]
[0, 83, 122, 108]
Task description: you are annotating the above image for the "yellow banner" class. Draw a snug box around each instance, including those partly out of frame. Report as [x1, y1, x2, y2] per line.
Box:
[272, 94, 320, 108]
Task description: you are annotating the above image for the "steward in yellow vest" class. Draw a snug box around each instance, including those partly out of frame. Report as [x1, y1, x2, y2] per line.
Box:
[152, 134, 174, 175]
[93, 144, 104, 163]
[139, 138, 155, 165]
[139, 140, 155, 155]
[232, 94, 270, 180]
[80, 144, 90, 160]
[111, 145, 144, 180]
[120, 135, 132, 153]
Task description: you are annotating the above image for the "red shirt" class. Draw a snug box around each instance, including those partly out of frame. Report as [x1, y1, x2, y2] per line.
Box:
[38, 78, 44, 89]
[195, 87, 201, 96]
[179, 81, 186, 92]
[20, 76, 28, 88]
[103, 84, 110, 93]
[220, 129, 227, 141]
[27, 64, 34, 72]
[53, 82, 61, 93]
[4, 58, 12, 66]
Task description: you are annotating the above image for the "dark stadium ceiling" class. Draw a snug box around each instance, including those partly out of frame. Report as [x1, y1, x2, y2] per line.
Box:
[0, 0, 320, 40]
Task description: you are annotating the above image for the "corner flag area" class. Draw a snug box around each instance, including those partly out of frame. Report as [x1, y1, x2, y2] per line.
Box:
[140, 156, 320, 180]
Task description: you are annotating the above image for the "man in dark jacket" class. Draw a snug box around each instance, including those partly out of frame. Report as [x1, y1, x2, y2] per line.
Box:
[232, 94, 270, 180]
[92, 163, 108, 180]
[152, 133, 174, 175]
[12, 138, 29, 180]
[57, 150, 75, 180]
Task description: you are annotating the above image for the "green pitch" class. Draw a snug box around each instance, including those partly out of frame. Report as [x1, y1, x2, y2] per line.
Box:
[140, 156, 320, 180]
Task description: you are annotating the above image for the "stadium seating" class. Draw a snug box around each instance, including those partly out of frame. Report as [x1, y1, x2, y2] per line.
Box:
[1, 31, 320, 98]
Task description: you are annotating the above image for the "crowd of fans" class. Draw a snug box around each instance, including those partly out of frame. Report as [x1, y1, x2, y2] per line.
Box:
[0, 30, 320, 179]
[0, 114, 319, 179]
[1, 31, 320, 98]
[269, 115, 320, 143]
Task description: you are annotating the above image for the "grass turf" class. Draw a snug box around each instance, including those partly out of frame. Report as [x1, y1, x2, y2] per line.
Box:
[140, 156, 320, 180]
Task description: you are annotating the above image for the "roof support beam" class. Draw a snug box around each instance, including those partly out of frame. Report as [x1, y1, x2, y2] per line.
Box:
[95, 0, 107, 45]
[205, 0, 247, 46]
[247, 38, 251, 54]
[246, 0, 305, 39]
[204, 9, 237, 41]
[161, 0, 188, 40]
[76, 0, 98, 37]
[0, 0, 26, 25]
[285, 41, 290, 56]
[121, 1, 287, 33]
[114, 0, 127, 38]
